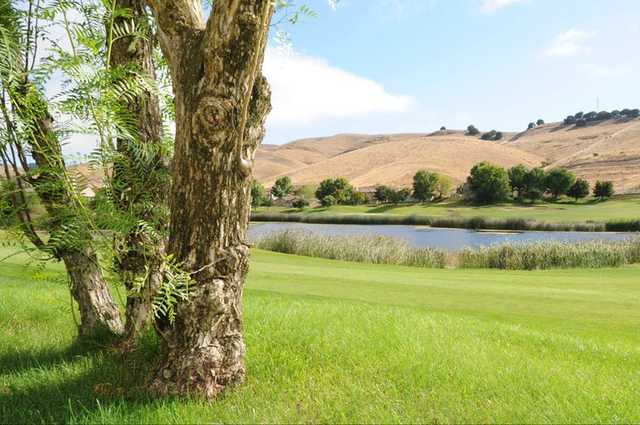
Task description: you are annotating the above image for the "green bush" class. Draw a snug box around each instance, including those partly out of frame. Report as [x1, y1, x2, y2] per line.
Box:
[412, 170, 439, 202]
[545, 168, 576, 199]
[467, 162, 510, 204]
[594, 180, 614, 200]
[536, 119, 545, 125]
[251, 179, 268, 207]
[315, 177, 354, 205]
[271, 176, 293, 199]
[292, 198, 310, 209]
[348, 191, 368, 205]
[321, 195, 337, 207]
[568, 179, 590, 201]
[466, 125, 480, 136]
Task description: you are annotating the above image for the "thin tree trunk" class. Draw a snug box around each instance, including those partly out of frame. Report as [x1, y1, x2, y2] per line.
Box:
[109, 0, 168, 346]
[143, 0, 273, 398]
[62, 248, 124, 337]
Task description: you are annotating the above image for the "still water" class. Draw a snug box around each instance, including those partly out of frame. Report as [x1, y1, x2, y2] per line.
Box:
[248, 222, 632, 251]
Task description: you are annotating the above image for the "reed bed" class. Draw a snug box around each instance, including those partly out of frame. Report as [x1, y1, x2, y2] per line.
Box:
[250, 212, 629, 232]
[255, 230, 447, 268]
[255, 230, 640, 270]
[459, 238, 640, 270]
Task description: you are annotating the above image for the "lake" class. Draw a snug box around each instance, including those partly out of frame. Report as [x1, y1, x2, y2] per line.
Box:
[248, 222, 633, 250]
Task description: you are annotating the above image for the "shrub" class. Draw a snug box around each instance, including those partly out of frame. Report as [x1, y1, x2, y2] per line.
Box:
[374, 185, 393, 203]
[596, 111, 612, 121]
[536, 119, 545, 125]
[564, 115, 576, 125]
[508, 164, 528, 199]
[348, 191, 368, 205]
[481, 130, 497, 140]
[315, 177, 354, 205]
[412, 170, 439, 202]
[251, 179, 268, 207]
[527, 122, 536, 130]
[522, 167, 547, 202]
[594, 180, 614, 200]
[292, 198, 309, 209]
[321, 195, 336, 207]
[575, 118, 587, 127]
[435, 175, 453, 199]
[467, 162, 510, 204]
[494, 131, 503, 140]
[440, 126, 446, 131]
[567, 179, 590, 201]
[545, 168, 576, 199]
[271, 176, 293, 199]
[466, 125, 480, 136]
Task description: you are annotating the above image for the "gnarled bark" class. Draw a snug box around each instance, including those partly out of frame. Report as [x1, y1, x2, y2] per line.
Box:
[62, 248, 124, 337]
[144, 0, 273, 398]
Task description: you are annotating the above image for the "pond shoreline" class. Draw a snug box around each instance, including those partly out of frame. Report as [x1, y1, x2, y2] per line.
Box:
[251, 212, 640, 233]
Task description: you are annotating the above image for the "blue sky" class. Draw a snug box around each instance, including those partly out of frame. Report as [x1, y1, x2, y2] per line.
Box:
[262, 0, 640, 145]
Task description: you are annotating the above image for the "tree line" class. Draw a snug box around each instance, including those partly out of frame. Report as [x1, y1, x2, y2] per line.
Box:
[253, 164, 615, 208]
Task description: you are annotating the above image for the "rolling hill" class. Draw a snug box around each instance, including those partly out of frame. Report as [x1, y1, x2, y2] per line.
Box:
[255, 118, 640, 193]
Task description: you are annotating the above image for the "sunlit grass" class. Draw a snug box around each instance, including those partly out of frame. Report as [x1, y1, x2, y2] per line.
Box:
[2, 248, 640, 423]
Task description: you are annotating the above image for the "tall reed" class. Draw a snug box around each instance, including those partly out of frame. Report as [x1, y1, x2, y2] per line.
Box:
[255, 230, 447, 268]
[459, 238, 640, 270]
[255, 230, 640, 271]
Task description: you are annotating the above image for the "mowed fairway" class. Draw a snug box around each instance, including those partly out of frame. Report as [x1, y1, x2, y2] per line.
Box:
[256, 194, 640, 224]
[1, 248, 640, 423]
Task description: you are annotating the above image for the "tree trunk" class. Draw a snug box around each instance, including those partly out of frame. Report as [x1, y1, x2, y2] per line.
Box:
[144, 0, 273, 398]
[109, 0, 168, 346]
[62, 248, 124, 338]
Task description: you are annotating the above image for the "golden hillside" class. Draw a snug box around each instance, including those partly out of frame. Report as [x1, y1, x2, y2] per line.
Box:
[255, 118, 640, 193]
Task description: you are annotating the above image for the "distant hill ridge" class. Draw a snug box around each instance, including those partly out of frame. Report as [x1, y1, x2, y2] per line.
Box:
[254, 118, 640, 193]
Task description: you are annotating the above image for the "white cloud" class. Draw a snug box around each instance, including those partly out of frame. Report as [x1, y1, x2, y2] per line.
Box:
[263, 47, 413, 126]
[480, 0, 527, 14]
[544, 29, 593, 57]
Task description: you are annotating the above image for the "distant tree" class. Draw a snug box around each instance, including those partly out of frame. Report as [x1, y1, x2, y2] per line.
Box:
[564, 115, 576, 125]
[294, 185, 317, 200]
[629, 109, 640, 118]
[466, 125, 480, 136]
[315, 177, 354, 205]
[527, 122, 536, 130]
[574, 111, 584, 119]
[412, 170, 440, 201]
[389, 188, 411, 204]
[271, 176, 294, 199]
[494, 131, 504, 140]
[435, 175, 453, 199]
[321, 195, 337, 207]
[374, 185, 393, 203]
[522, 167, 547, 202]
[467, 162, 511, 204]
[251, 179, 268, 207]
[594, 181, 614, 200]
[584, 111, 598, 121]
[575, 118, 587, 127]
[568, 179, 590, 201]
[596, 111, 612, 121]
[440, 126, 447, 131]
[292, 198, 310, 209]
[545, 168, 576, 199]
[508, 164, 529, 200]
[481, 130, 497, 140]
[611, 110, 621, 118]
[536, 119, 545, 125]
[348, 191, 368, 205]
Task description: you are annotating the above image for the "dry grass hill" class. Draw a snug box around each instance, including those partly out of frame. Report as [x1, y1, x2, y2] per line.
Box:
[255, 118, 640, 193]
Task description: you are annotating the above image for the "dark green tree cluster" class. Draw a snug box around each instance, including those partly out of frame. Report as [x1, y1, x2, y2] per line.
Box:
[315, 177, 367, 206]
[564, 108, 639, 125]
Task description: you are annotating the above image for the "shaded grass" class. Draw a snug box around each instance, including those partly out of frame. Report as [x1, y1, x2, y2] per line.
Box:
[2, 249, 640, 423]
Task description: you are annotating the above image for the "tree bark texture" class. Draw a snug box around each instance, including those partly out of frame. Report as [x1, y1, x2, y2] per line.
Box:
[8, 87, 124, 338]
[143, 0, 273, 398]
[109, 0, 168, 346]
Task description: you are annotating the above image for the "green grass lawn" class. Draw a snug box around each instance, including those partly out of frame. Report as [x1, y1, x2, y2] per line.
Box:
[255, 194, 640, 223]
[2, 248, 640, 423]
